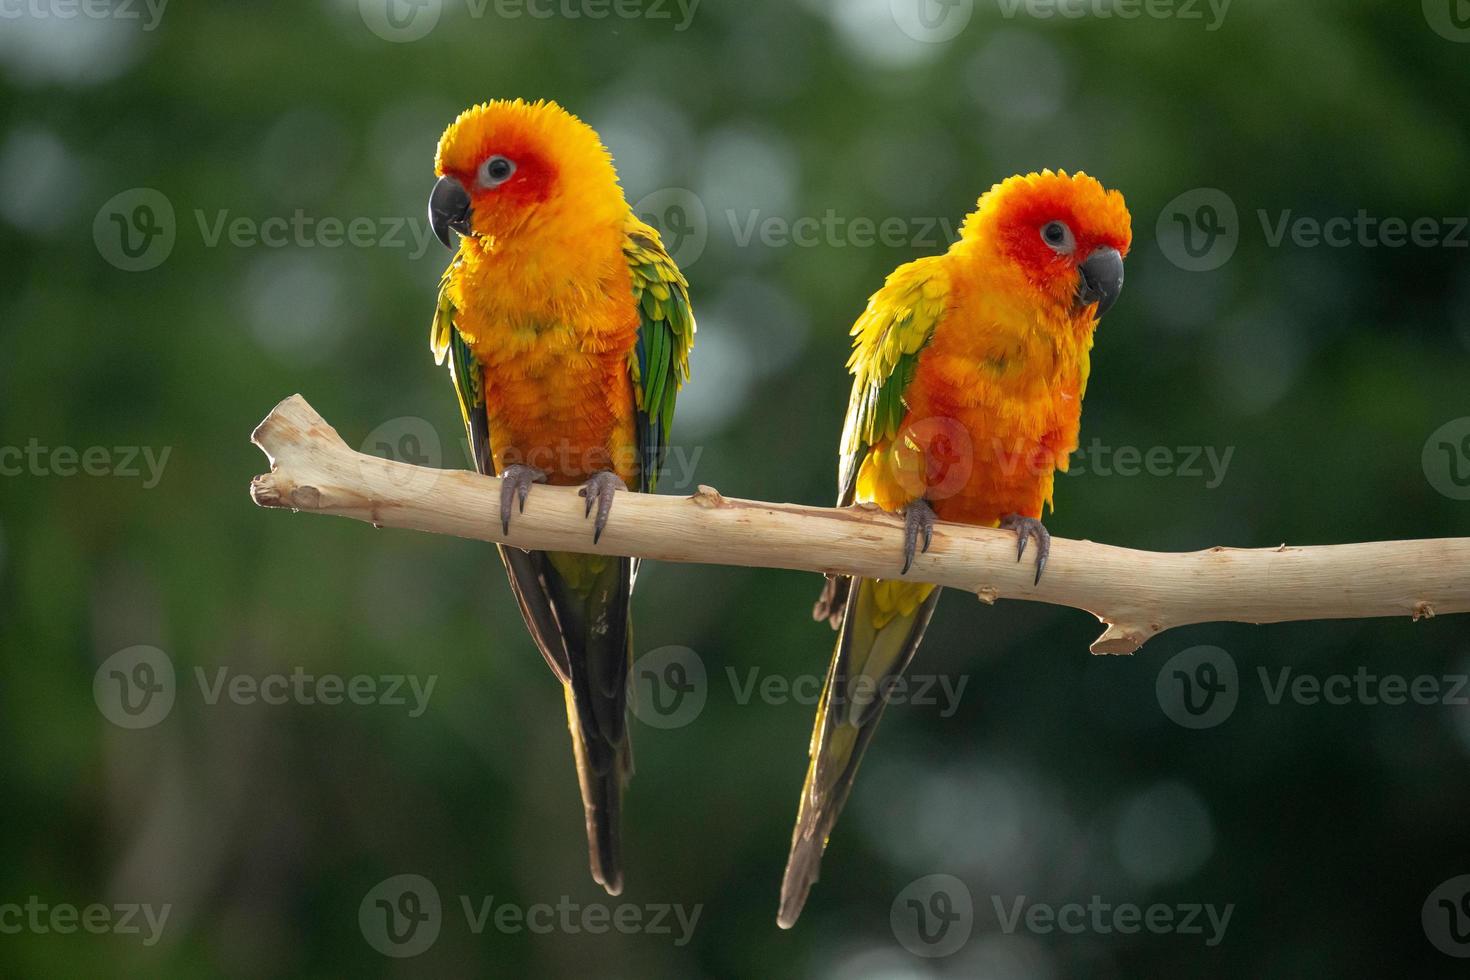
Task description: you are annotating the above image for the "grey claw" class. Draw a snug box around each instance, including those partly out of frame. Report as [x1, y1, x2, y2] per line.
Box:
[498, 464, 546, 535]
[1000, 513, 1051, 585]
[578, 471, 627, 544]
[902, 499, 937, 576]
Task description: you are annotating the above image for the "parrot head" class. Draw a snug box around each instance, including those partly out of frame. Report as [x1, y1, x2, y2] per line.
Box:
[429, 98, 624, 251]
[961, 170, 1132, 320]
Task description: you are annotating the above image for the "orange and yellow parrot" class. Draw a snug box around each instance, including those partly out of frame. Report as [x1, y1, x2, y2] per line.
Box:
[426, 99, 694, 896]
[777, 171, 1131, 927]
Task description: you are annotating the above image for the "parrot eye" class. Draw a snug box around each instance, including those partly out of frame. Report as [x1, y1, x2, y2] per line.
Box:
[1041, 220, 1075, 254]
[479, 155, 516, 188]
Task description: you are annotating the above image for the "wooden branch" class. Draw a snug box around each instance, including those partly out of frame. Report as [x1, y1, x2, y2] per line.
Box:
[249, 394, 1470, 654]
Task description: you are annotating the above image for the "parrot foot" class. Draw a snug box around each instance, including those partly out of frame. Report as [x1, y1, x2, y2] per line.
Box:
[999, 513, 1050, 585]
[579, 470, 627, 545]
[901, 499, 937, 576]
[498, 464, 547, 535]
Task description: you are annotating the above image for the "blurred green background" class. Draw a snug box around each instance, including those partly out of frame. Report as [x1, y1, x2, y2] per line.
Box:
[2, 0, 1468, 975]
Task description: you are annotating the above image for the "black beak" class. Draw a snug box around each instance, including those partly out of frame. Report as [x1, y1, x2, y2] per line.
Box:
[1075, 245, 1124, 319]
[429, 175, 472, 249]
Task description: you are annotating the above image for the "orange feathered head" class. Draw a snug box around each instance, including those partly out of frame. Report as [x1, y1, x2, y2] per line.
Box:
[429, 99, 624, 250]
[961, 170, 1132, 319]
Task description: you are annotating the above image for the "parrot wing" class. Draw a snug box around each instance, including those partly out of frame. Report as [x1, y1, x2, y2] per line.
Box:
[623, 216, 695, 494]
[813, 255, 949, 627]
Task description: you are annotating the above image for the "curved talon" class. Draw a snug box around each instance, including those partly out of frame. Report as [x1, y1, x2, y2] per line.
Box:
[1000, 513, 1050, 585]
[901, 499, 937, 576]
[579, 470, 627, 544]
[498, 464, 547, 535]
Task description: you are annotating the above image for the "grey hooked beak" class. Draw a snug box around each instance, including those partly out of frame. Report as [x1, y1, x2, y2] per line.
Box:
[429, 175, 472, 249]
[1075, 245, 1125, 318]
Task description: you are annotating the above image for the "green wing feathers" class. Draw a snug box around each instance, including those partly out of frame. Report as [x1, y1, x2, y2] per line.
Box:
[624, 216, 695, 494]
[836, 256, 948, 506]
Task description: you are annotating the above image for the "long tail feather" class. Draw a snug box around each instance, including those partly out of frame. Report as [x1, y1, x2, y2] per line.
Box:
[501, 545, 633, 895]
[778, 576, 941, 928]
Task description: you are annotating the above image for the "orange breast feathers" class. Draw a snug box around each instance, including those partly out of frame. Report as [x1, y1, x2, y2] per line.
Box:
[447, 237, 641, 487]
[855, 265, 1095, 527]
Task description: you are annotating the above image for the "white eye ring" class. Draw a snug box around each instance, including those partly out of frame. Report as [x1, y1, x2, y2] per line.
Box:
[1041, 220, 1075, 254]
[479, 155, 515, 188]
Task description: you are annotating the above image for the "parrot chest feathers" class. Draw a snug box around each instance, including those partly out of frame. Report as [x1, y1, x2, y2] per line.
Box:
[447, 250, 641, 486]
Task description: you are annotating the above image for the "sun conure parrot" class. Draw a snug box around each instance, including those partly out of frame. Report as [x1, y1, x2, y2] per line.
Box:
[777, 170, 1130, 927]
[426, 99, 694, 896]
